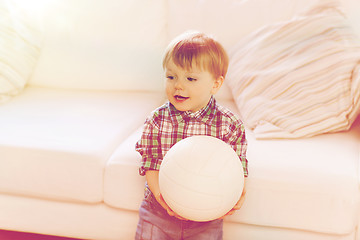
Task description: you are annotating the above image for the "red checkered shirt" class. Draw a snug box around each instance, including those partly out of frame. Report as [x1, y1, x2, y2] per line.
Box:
[136, 97, 248, 177]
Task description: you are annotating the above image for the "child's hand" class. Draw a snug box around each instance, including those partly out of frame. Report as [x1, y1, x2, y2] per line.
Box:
[219, 182, 247, 219]
[145, 170, 188, 220]
[156, 193, 188, 220]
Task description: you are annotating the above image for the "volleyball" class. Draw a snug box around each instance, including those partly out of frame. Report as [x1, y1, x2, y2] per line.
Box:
[159, 135, 244, 222]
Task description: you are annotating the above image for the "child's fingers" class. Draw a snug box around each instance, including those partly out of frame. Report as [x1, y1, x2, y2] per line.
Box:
[166, 208, 176, 216]
[157, 194, 172, 212]
[235, 196, 245, 209]
[174, 213, 188, 220]
[234, 187, 247, 209]
[164, 204, 188, 220]
[221, 190, 247, 219]
[158, 194, 188, 220]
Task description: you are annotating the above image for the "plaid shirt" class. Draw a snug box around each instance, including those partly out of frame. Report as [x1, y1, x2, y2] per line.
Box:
[136, 97, 248, 177]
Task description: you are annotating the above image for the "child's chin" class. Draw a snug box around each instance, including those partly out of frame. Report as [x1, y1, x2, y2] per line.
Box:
[175, 106, 190, 112]
[172, 103, 191, 112]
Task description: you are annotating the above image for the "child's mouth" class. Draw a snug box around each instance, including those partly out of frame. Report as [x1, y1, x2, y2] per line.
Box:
[174, 95, 189, 101]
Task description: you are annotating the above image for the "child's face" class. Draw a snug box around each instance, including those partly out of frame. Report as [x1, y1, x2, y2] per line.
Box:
[165, 59, 223, 113]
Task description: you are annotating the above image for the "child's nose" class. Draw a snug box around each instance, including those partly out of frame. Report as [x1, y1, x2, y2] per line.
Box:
[174, 80, 183, 90]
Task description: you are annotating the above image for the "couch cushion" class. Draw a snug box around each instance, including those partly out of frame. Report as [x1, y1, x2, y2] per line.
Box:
[105, 97, 360, 235]
[0, 86, 164, 203]
[104, 128, 145, 211]
[219, 100, 360, 235]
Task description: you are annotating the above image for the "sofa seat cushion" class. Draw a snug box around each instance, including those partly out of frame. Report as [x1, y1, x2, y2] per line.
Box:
[0, 86, 164, 203]
[219, 100, 360, 234]
[104, 128, 145, 211]
[105, 98, 360, 235]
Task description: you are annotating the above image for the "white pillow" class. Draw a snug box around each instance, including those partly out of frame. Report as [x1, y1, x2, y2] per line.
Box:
[0, 1, 42, 103]
[227, 3, 360, 139]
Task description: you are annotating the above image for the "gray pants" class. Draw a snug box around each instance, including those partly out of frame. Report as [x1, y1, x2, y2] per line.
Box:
[135, 187, 223, 240]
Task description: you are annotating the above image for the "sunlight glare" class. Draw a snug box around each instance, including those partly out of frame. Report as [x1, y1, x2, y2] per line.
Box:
[11, 0, 58, 17]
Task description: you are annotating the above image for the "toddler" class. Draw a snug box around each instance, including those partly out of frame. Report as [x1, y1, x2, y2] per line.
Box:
[135, 31, 248, 240]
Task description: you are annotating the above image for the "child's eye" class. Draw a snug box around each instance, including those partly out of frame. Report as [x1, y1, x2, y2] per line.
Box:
[166, 75, 174, 80]
[187, 77, 197, 81]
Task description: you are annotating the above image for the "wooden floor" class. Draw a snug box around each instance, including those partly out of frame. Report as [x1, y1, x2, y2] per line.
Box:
[0, 230, 84, 240]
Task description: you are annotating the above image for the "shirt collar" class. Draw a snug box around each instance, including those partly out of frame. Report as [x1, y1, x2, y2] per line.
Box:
[168, 96, 217, 125]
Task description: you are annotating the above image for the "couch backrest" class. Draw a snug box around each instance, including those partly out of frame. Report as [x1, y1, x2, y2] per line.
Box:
[27, 0, 360, 95]
[28, 0, 167, 92]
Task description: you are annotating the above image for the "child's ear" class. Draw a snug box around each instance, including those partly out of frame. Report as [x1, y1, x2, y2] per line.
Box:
[211, 76, 224, 95]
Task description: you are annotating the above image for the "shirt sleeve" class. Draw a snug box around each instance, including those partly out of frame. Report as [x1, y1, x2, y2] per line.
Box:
[226, 120, 249, 177]
[135, 116, 163, 176]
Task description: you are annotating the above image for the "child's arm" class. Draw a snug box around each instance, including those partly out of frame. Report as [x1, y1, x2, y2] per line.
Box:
[145, 170, 170, 212]
[220, 118, 248, 219]
[145, 170, 187, 220]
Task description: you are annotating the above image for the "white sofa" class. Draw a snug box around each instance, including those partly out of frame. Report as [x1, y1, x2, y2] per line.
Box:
[0, 0, 360, 239]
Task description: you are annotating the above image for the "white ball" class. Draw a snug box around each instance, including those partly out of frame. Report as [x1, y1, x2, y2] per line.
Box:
[159, 135, 244, 222]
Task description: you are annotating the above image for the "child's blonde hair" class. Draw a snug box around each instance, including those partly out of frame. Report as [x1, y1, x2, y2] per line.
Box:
[162, 31, 229, 79]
